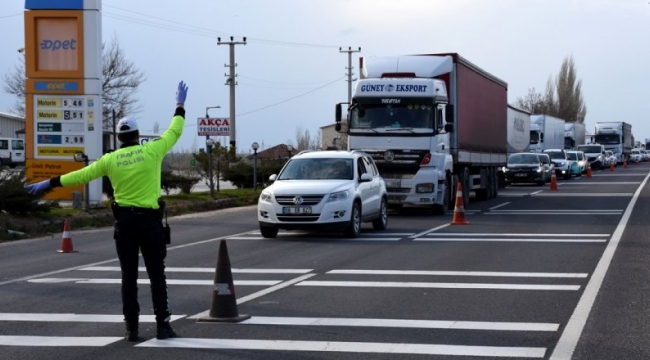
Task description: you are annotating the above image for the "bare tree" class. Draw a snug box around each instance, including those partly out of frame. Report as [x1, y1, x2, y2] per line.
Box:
[2, 35, 145, 130]
[101, 35, 146, 131]
[515, 55, 587, 123]
[2, 60, 25, 116]
[554, 55, 587, 123]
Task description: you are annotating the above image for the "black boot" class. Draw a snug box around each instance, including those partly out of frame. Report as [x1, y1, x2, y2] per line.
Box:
[125, 320, 139, 342]
[156, 321, 178, 339]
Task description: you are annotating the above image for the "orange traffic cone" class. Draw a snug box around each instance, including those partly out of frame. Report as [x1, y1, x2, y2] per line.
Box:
[549, 170, 558, 191]
[609, 162, 615, 171]
[57, 219, 76, 253]
[450, 182, 468, 225]
[624, 159, 628, 168]
[586, 164, 592, 178]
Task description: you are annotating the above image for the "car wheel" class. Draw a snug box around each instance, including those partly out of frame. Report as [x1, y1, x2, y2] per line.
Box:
[372, 198, 388, 230]
[343, 202, 361, 238]
[259, 225, 279, 238]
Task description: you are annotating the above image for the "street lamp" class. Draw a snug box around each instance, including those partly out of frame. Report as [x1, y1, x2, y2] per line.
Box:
[206, 138, 215, 199]
[286, 144, 293, 159]
[205, 106, 221, 199]
[252, 142, 259, 191]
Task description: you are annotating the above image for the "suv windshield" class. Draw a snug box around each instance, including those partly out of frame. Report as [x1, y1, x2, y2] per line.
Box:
[566, 152, 579, 160]
[278, 158, 354, 180]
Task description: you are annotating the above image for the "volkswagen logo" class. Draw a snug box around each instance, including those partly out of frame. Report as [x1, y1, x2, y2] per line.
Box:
[383, 151, 395, 162]
[292, 196, 304, 205]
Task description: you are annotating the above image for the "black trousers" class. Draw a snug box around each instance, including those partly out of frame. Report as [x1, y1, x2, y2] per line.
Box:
[113, 208, 171, 324]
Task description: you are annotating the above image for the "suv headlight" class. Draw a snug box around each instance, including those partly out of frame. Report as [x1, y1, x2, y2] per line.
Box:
[327, 190, 349, 202]
[259, 192, 273, 203]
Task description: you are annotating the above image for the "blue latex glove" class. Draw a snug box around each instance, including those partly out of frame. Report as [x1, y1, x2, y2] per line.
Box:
[25, 179, 51, 195]
[176, 81, 188, 105]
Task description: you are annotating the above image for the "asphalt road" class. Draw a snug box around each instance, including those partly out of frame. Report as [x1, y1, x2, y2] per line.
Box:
[1, 163, 649, 359]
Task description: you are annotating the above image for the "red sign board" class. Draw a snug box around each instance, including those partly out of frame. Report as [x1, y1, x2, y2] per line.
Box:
[198, 117, 230, 136]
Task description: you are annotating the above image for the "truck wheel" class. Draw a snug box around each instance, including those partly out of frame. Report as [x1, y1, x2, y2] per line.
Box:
[344, 202, 361, 238]
[447, 174, 457, 211]
[492, 167, 499, 197]
[372, 198, 388, 230]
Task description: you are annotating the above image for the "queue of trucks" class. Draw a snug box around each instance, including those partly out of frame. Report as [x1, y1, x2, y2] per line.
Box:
[333, 52, 634, 213]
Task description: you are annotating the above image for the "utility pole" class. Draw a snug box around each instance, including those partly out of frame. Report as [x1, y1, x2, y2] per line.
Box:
[339, 46, 361, 104]
[217, 36, 247, 160]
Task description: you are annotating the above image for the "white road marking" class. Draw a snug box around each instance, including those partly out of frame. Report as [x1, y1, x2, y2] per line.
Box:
[416, 238, 606, 243]
[136, 338, 547, 358]
[79, 266, 313, 274]
[550, 169, 650, 359]
[489, 202, 510, 210]
[0, 313, 184, 322]
[498, 193, 531, 197]
[486, 212, 621, 215]
[410, 223, 450, 238]
[0, 336, 121, 347]
[240, 316, 559, 332]
[490, 210, 619, 213]
[190, 273, 317, 319]
[227, 236, 402, 241]
[560, 181, 640, 185]
[328, 269, 588, 278]
[29, 278, 281, 286]
[425, 233, 609, 237]
[297, 281, 580, 291]
[533, 193, 633, 197]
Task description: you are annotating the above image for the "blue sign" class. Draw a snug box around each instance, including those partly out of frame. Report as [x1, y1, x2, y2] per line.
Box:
[34, 81, 79, 92]
[25, 0, 84, 10]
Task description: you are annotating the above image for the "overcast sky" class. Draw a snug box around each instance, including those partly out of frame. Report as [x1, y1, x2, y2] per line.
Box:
[1, 0, 649, 153]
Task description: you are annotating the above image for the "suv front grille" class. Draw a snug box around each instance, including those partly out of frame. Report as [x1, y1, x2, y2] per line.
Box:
[275, 195, 324, 206]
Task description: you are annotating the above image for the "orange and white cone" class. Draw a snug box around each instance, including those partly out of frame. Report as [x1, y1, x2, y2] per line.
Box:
[57, 219, 76, 253]
[586, 163, 592, 178]
[450, 182, 468, 225]
[609, 162, 615, 172]
[549, 170, 558, 191]
[624, 159, 628, 168]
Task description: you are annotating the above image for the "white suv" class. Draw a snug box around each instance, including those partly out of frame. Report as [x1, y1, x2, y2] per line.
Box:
[258, 150, 388, 238]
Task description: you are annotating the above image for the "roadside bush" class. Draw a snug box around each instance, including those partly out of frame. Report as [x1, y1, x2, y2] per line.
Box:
[161, 170, 201, 195]
[0, 167, 51, 215]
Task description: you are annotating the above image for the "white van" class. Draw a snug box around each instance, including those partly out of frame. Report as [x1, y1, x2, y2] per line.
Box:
[0, 137, 25, 168]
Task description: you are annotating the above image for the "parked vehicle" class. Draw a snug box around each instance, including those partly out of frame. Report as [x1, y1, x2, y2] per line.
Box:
[335, 53, 508, 214]
[565, 151, 584, 177]
[0, 137, 25, 168]
[257, 150, 388, 238]
[594, 122, 633, 164]
[543, 149, 574, 180]
[605, 150, 617, 168]
[630, 148, 643, 163]
[503, 153, 548, 186]
[577, 143, 607, 170]
[567, 150, 588, 174]
[530, 115, 565, 153]
[538, 153, 553, 182]
[564, 122, 586, 150]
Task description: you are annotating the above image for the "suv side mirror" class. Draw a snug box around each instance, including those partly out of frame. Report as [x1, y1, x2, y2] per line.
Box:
[359, 173, 372, 182]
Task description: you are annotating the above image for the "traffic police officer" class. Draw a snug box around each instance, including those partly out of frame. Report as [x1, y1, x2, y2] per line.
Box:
[25, 81, 189, 341]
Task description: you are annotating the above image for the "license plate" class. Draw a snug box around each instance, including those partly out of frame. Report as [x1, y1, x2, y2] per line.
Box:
[282, 206, 312, 215]
[515, 173, 527, 177]
[385, 179, 401, 187]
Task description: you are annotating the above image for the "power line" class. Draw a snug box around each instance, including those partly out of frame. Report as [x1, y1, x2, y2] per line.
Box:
[104, 5, 339, 49]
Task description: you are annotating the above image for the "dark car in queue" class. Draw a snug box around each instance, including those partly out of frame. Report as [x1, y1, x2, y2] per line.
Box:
[504, 152, 547, 186]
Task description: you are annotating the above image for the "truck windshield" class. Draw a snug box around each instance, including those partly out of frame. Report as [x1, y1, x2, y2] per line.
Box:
[594, 134, 620, 145]
[350, 102, 434, 130]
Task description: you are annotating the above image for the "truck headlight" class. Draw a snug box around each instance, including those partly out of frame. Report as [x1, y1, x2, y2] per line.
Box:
[416, 183, 434, 193]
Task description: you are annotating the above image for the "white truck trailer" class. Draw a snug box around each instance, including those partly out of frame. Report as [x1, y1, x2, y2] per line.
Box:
[529, 115, 565, 152]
